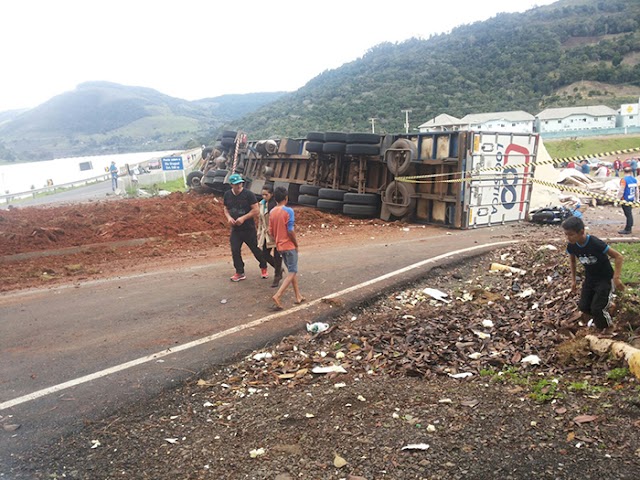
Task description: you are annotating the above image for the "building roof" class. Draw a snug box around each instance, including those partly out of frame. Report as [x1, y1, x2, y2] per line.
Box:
[459, 110, 535, 124]
[536, 105, 617, 120]
[417, 113, 462, 129]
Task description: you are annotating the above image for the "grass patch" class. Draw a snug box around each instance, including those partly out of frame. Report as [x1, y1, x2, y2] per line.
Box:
[610, 242, 640, 285]
[544, 135, 640, 159]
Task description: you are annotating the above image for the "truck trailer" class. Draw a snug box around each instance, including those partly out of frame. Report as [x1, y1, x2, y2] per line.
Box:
[191, 129, 539, 229]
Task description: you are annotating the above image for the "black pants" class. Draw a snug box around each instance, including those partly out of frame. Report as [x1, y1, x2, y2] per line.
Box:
[262, 243, 283, 277]
[579, 277, 614, 329]
[622, 204, 633, 232]
[230, 228, 266, 274]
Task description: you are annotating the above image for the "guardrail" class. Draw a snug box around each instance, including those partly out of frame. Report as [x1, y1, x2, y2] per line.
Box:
[0, 174, 111, 204]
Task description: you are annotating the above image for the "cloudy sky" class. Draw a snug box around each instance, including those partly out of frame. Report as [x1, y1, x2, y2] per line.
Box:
[0, 0, 556, 112]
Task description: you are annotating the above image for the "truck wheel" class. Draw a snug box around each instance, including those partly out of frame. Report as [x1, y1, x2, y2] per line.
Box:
[222, 130, 237, 138]
[299, 185, 321, 196]
[384, 181, 416, 218]
[323, 142, 346, 154]
[343, 203, 379, 217]
[324, 132, 347, 142]
[186, 171, 204, 187]
[385, 138, 416, 175]
[346, 133, 380, 144]
[305, 141, 324, 153]
[297, 194, 319, 207]
[346, 144, 380, 156]
[343, 193, 380, 205]
[317, 199, 344, 212]
[221, 137, 236, 148]
[306, 132, 325, 142]
[318, 188, 347, 201]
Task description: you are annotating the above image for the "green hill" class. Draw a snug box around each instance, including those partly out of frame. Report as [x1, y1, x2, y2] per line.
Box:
[0, 82, 286, 161]
[3, 0, 640, 160]
[227, 0, 640, 138]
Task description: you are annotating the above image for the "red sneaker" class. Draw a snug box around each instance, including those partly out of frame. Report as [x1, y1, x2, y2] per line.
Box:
[230, 273, 246, 282]
[261, 268, 269, 279]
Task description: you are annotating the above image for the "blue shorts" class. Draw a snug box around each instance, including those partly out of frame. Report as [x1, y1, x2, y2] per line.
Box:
[280, 249, 298, 273]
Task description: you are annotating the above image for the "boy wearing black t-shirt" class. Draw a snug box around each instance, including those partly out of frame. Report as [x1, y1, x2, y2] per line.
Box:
[562, 217, 624, 329]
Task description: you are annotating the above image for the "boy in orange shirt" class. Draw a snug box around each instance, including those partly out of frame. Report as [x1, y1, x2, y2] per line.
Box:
[268, 187, 304, 309]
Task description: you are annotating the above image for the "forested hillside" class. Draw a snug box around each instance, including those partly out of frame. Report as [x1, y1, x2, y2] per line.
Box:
[232, 0, 640, 138]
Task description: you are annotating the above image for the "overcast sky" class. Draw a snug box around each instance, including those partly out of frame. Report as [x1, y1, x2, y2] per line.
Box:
[0, 0, 557, 112]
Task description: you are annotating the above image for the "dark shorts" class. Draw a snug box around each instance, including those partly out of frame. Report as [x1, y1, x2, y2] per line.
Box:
[280, 249, 298, 273]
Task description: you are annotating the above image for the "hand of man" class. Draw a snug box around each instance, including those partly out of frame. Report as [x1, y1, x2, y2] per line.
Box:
[614, 278, 625, 291]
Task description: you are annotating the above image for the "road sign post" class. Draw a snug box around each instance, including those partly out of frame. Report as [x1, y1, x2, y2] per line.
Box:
[161, 157, 185, 185]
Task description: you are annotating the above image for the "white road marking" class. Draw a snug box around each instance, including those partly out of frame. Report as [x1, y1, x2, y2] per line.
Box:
[0, 239, 517, 411]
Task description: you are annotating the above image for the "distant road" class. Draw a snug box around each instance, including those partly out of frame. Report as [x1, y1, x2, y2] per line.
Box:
[1, 179, 120, 209]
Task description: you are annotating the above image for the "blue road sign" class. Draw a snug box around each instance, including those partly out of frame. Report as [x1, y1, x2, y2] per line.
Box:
[162, 157, 184, 171]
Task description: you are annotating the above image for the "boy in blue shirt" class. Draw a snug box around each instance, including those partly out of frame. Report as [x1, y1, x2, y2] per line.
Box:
[562, 216, 624, 329]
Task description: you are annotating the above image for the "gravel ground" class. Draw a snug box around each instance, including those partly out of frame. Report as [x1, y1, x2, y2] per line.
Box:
[7, 236, 640, 479]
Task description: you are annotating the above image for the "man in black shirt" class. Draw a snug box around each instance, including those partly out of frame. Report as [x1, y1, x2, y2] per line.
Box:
[562, 216, 624, 329]
[223, 174, 267, 282]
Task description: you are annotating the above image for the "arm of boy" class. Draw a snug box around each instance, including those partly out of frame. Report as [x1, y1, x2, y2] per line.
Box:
[568, 254, 577, 294]
[607, 247, 625, 291]
[287, 229, 299, 250]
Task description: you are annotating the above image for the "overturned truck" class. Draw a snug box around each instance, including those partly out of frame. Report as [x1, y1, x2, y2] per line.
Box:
[192, 130, 539, 229]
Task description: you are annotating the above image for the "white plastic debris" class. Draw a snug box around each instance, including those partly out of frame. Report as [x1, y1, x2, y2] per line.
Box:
[468, 352, 483, 360]
[249, 448, 265, 458]
[220, 299, 228, 304]
[516, 288, 535, 298]
[448, 372, 473, 379]
[401, 443, 430, 451]
[335, 351, 345, 359]
[164, 438, 179, 444]
[91, 440, 101, 449]
[521, 355, 541, 365]
[252, 352, 273, 361]
[473, 330, 491, 340]
[482, 319, 494, 328]
[312, 365, 347, 374]
[307, 322, 329, 334]
[357, 395, 366, 402]
[334, 382, 347, 389]
[427, 424, 436, 432]
[538, 244, 558, 251]
[422, 288, 451, 304]
[438, 398, 453, 404]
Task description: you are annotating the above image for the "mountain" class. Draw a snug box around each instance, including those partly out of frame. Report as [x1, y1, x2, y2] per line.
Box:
[0, 82, 286, 161]
[229, 0, 640, 138]
[3, 0, 640, 160]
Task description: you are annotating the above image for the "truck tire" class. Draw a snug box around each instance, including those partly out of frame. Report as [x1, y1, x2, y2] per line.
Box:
[343, 203, 379, 218]
[306, 132, 325, 142]
[343, 193, 380, 205]
[298, 194, 319, 207]
[323, 142, 346, 154]
[317, 198, 344, 212]
[212, 169, 229, 177]
[324, 132, 347, 143]
[385, 138, 416, 175]
[318, 188, 347, 201]
[305, 141, 324, 153]
[384, 181, 416, 218]
[346, 144, 380, 156]
[186, 171, 204, 188]
[222, 130, 237, 138]
[346, 133, 380, 144]
[221, 137, 236, 148]
[299, 185, 321, 196]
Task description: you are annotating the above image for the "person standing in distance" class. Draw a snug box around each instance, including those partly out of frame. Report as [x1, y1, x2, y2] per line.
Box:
[269, 186, 304, 309]
[613, 157, 622, 177]
[109, 161, 118, 191]
[223, 173, 267, 282]
[618, 166, 638, 235]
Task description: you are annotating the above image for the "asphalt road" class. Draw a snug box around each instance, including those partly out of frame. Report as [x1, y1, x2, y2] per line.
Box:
[0, 219, 526, 472]
[0, 178, 118, 209]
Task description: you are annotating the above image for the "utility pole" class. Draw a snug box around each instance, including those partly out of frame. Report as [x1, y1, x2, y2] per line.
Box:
[401, 109, 412, 134]
[369, 117, 378, 133]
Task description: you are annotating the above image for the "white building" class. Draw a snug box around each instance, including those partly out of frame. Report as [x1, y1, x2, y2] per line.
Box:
[417, 113, 463, 132]
[536, 105, 617, 133]
[618, 101, 640, 128]
[418, 111, 535, 133]
[459, 110, 535, 133]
